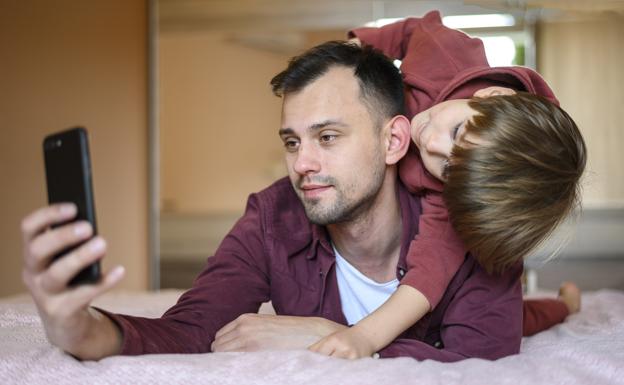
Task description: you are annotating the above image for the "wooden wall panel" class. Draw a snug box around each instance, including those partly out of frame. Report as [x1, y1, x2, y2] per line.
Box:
[537, 13, 624, 206]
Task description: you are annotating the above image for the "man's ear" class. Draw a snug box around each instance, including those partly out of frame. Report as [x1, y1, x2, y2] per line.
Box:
[473, 86, 516, 98]
[383, 115, 411, 166]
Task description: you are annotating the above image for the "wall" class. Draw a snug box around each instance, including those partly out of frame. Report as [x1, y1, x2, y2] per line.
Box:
[0, 0, 149, 296]
[537, 12, 624, 206]
[159, 31, 289, 214]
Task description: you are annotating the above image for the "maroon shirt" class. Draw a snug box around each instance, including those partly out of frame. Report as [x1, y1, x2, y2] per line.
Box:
[101, 177, 523, 361]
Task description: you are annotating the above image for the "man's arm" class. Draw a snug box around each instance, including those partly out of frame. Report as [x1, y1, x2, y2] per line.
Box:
[96, 194, 274, 355]
[379, 259, 524, 361]
[21, 192, 276, 358]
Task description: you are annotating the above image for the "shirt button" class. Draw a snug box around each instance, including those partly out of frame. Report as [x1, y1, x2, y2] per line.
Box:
[372, 353, 380, 359]
[399, 269, 405, 277]
[434, 341, 442, 348]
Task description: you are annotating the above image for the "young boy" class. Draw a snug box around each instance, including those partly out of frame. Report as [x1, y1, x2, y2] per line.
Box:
[309, 11, 586, 358]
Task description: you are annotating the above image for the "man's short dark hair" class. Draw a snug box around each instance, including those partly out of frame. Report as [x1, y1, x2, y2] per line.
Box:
[270, 41, 405, 124]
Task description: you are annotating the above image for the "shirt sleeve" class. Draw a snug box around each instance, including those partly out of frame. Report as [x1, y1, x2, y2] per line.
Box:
[379, 260, 523, 361]
[348, 16, 425, 59]
[400, 191, 466, 309]
[522, 298, 569, 337]
[96, 194, 271, 355]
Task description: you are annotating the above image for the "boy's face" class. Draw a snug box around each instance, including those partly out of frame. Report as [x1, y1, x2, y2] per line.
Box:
[411, 98, 481, 181]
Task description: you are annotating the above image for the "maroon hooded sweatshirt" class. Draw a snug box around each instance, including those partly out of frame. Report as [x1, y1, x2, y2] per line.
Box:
[350, 11, 567, 332]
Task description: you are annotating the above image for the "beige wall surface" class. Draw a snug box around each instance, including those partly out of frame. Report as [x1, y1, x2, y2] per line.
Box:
[0, 0, 149, 296]
[537, 13, 624, 207]
[159, 32, 289, 214]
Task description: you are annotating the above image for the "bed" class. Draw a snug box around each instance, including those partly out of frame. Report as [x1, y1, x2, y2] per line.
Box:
[1, 289, 623, 384]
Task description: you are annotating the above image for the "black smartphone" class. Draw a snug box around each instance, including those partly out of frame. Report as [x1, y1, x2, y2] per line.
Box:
[43, 127, 101, 285]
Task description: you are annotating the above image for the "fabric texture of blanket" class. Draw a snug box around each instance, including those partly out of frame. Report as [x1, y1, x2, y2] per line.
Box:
[1, 289, 623, 384]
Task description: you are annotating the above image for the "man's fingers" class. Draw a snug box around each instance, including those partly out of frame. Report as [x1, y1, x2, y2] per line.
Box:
[212, 321, 249, 352]
[308, 340, 320, 352]
[318, 344, 336, 357]
[26, 221, 93, 273]
[214, 319, 237, 340]
[212, 314, 266, 352]
[211, 333, 238, 352]
[39, 236, 106, 293]
[64, 265, 125, 312]
[214, 313, 258, 339]
[21, 204, 77, 243]
[308, 338, 335, 356]
[212, 338, 242, 352]
[212, 330, 250, 352]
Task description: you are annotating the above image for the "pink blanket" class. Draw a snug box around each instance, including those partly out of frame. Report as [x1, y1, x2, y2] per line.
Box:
[1, 290, 623, 384]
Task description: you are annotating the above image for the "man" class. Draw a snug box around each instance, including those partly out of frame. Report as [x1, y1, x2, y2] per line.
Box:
[21, 41, 522, 361]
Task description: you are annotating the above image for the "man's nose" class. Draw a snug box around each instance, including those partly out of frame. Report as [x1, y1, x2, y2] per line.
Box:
[292, 143, 321, 175]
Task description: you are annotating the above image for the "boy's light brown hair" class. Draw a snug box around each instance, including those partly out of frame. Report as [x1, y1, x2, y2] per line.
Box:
[444, 92, 587, 274]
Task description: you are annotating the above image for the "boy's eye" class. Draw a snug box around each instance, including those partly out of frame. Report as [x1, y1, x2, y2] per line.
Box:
[452, 123, 461, 140]
[442, 159, 450, 181]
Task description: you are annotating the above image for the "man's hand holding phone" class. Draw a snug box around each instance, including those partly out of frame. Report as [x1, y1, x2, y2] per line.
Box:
[21, 204, 125, 360]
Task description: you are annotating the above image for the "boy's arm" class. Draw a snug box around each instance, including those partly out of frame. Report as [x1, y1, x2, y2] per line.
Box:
[309, 285, 429, 358]
[402, 191, 467, 309]
[351, 285, 429, 349]
[351, 10, 490, 120]
[379, 259, 524, 361]
[348, 17, 421, 60]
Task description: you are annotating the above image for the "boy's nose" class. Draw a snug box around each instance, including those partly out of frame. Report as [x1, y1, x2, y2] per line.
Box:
[425, 133, 452, 157]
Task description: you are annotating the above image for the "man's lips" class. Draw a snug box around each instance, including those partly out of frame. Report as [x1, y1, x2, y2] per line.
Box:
[299, 184, 332, 198]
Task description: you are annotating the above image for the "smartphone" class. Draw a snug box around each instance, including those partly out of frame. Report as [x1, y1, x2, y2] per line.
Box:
[43, 127, 101, 285]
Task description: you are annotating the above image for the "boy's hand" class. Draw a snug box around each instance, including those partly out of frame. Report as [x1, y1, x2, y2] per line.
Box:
[349, 37, 362, 46]
[308, 327, 377, 359]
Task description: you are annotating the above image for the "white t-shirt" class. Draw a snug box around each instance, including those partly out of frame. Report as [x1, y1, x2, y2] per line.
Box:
[333, 245, 399, 325]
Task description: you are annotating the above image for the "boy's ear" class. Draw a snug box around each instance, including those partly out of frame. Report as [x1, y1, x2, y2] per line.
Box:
[383, 115, 411, 166]
[473, 86, 516, 98]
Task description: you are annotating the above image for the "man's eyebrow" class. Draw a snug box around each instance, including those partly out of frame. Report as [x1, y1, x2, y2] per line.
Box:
[309, 119, 346, 131]
[278, 128, 294, 137]
[279, 120, 346, 137]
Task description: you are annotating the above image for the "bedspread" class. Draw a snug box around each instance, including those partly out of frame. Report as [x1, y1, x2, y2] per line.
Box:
[1, 289, 623, 385]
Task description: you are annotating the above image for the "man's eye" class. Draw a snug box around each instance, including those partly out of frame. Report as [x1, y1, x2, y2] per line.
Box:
[283, 140, 299, 151]
[320, 134, 336, 143]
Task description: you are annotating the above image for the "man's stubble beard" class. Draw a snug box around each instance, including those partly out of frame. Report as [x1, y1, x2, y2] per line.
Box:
[296, 152, 386, 226]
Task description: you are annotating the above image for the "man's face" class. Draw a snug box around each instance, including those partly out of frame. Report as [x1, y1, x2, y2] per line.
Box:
[279, 66, 387, 225]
